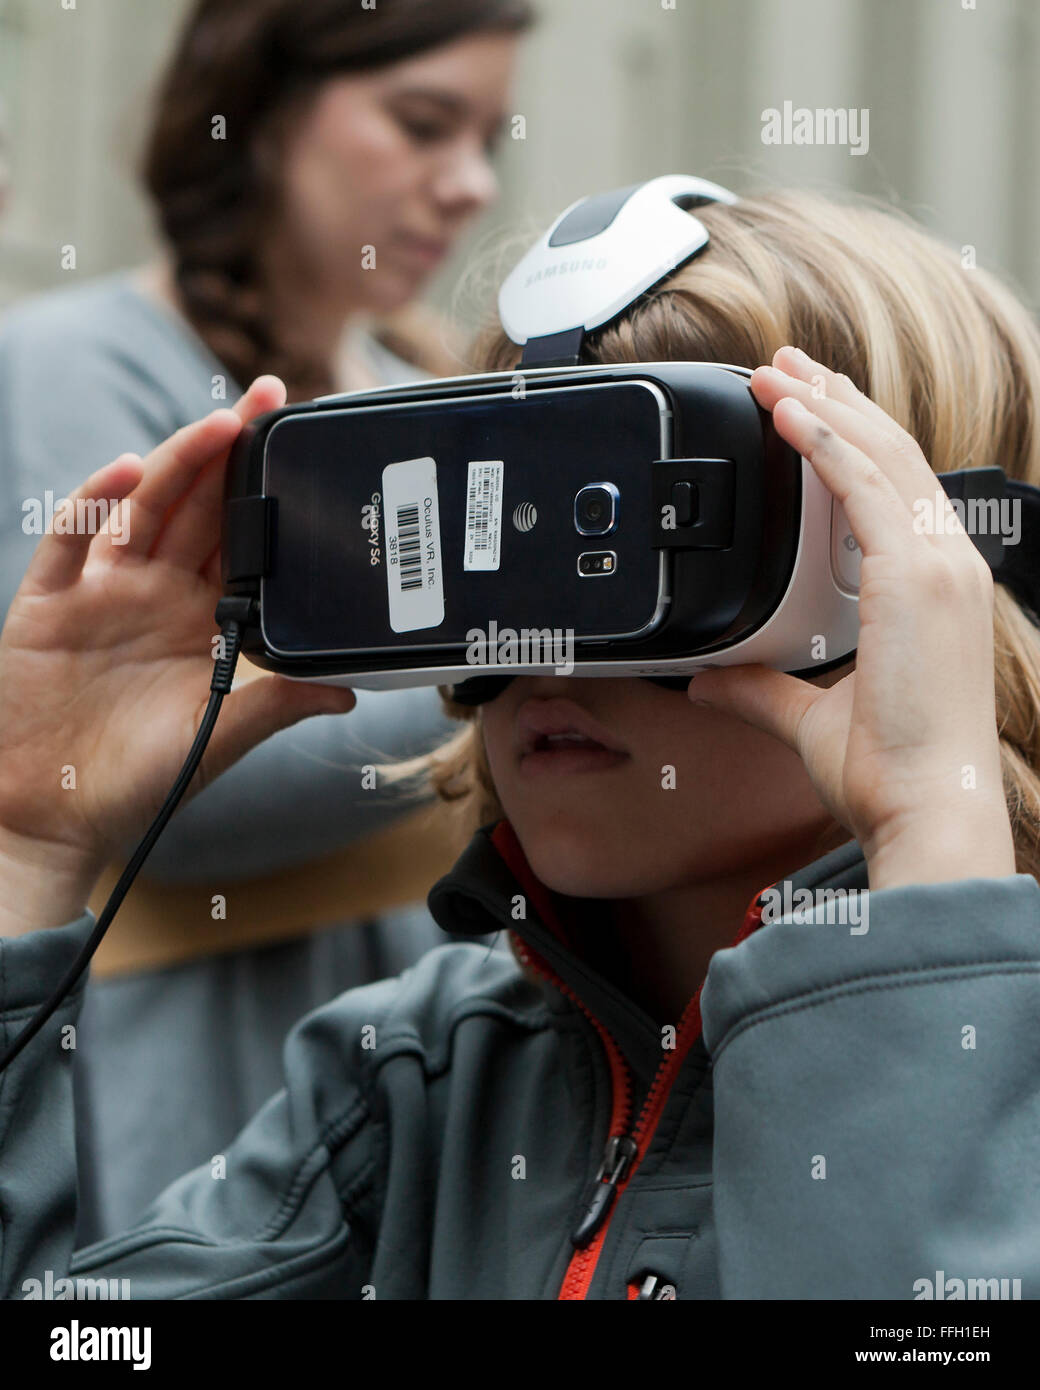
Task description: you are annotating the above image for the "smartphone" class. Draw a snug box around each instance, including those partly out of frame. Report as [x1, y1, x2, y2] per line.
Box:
[259, 379, 671, 658]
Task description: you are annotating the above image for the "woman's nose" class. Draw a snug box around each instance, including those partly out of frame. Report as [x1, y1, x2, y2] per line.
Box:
[432, 138, 499, 218]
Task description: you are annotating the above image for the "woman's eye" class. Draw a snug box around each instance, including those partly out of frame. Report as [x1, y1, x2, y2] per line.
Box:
[397, 111, 501, 159]
[401, 117, 449, 144]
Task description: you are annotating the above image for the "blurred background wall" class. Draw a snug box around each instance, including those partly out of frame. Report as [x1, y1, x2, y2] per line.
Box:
[1, 0, 1037, 332]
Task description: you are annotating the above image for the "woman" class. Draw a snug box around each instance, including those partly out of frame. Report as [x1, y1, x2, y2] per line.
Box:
[0, 0, 534, 1242]
[2, 188, 1038, 1299]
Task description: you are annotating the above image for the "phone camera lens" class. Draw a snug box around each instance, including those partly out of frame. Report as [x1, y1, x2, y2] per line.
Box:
[574, 483, 619, 536]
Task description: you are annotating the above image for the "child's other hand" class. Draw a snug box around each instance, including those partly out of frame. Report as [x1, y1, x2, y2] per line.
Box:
[0, 376, 356, 918]
[686, 346, 1015, 889]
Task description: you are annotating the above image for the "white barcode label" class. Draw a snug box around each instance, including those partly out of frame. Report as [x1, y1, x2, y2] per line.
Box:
[464, 460, 504, 571]
[382, 456, 444, 632]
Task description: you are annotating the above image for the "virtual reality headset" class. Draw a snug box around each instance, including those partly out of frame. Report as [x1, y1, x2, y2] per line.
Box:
[220, 175, 1040, 705]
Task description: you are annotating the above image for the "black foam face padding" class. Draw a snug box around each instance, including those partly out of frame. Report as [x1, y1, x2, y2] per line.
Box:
[446, 672, 694, 706]
[642, 675, 696, 692]
[998, 480, 1040, 626]
[446, 675, 516, 706]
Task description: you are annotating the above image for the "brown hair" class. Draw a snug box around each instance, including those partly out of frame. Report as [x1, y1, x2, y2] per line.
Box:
[140, 0, 536, 403]
[403, 189, 1040, 878]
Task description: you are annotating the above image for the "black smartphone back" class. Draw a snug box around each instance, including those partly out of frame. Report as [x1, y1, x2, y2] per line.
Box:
[259, 379, 670, 658]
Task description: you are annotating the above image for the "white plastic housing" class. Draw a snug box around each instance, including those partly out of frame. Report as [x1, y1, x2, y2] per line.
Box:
[497, 175, 738, 346]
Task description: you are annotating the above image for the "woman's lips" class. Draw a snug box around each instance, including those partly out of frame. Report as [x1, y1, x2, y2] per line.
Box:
[394, 233, 450, 267]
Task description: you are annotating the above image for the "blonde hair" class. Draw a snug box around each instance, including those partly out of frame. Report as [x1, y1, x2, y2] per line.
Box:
[388, 189, 1040, 879]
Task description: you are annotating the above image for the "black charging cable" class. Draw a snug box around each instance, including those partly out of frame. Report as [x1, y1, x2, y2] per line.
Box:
[0, 597, 257, 1075]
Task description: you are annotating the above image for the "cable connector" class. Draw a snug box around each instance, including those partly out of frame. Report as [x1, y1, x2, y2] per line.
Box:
[211, 596, 259, 694]
[215, 595, 260, 626]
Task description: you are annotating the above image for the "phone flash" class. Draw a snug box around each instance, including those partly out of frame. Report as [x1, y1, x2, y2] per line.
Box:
[578, 551, 617, 577]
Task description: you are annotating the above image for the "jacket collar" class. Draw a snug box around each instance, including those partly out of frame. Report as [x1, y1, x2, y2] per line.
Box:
[427, 818, 868, 1089]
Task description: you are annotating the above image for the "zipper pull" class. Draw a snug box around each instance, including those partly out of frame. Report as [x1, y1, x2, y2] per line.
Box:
[570, 1135, 638, 1248]
[636, 1273, 677, 1300]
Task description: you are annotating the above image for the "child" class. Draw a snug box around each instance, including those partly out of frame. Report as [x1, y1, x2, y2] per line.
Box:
[1, 189, 1039, 1300]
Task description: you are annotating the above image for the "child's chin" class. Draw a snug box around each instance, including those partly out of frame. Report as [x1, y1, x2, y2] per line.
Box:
[521, 826, 649, 900]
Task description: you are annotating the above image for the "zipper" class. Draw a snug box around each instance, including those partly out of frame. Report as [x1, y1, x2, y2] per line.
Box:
[508, 935, 634, 1298]
[570, 1134, 639, 1247]
[635, 1273, 677, 1300]
[511, 932, 708, 1299]
[510, 889, 768, 1301]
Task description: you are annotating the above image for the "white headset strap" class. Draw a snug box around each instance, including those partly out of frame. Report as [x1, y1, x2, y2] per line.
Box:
[498, 175, 738, 368]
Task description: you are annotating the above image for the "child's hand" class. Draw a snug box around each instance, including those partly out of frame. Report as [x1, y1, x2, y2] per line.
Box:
[0, 376, 355, 930]
[687, 346, 1016, 890]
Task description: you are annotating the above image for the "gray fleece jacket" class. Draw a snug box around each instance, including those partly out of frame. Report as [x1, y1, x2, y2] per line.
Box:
[2, 818, 1038, 1300]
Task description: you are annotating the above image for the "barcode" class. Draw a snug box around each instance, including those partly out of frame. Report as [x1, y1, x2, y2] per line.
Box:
[396, 503, 422, 590]
[467, 477, 493, 551]
[382, 456, 442, 631]
[463, 459, 503, 572]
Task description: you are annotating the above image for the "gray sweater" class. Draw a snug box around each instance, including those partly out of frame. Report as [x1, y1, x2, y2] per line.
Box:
[0, 271, 461, 1242]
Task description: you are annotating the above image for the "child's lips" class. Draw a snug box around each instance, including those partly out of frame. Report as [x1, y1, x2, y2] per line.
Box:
[515, 698, 630, 775]
[519, 741, 630, 777]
